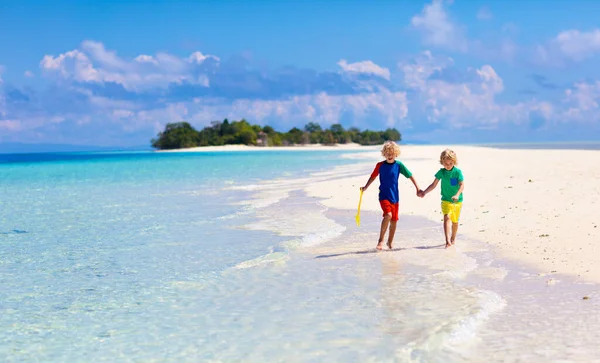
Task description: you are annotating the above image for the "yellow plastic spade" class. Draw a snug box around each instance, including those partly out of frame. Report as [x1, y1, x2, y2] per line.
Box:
[355, 189, 364, 227]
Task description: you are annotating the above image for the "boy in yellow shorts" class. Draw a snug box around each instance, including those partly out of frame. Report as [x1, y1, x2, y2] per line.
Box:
[419, 149, 465, 248]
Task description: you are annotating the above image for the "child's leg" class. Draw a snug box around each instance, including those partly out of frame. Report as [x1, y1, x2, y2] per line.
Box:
[450, 223, 459, 244]
[450, 203, 462, 245]
[443, 214, 452, 248]
[378, 213, 392, 250]
[386, 203, 399, 249]
[387, 220, 397, 249]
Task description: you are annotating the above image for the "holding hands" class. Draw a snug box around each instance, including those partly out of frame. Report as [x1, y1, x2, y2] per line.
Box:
[361, 184, 431, 199]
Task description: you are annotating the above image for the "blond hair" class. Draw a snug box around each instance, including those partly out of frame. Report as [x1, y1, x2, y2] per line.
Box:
[381, 141, 401, 158]
[440, 149, 458, 165]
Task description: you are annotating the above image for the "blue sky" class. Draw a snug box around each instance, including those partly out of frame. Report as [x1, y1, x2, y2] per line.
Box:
[1, 0, 600, 147]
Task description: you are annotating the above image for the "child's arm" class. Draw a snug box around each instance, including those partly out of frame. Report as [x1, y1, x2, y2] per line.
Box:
[360, 175, 377, 192]
[361, 163, 380, 192]
[408, 176, 421, 195]
[420, 178, 439, 197]
[397, 161, 420, 195]
[452, 181, 465, 201]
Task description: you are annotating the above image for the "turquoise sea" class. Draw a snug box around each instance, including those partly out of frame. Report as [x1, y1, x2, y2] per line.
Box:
[1, 148, 599, 362]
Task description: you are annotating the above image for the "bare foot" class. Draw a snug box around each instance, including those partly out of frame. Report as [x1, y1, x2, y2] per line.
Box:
[450, 239, 456, 245]
[376, 242, 383, 250]
[387, 241, 393, 250]
[445, 242, 452, 249]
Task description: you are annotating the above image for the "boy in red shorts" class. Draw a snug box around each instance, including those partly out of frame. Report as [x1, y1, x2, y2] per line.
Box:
[360, 141, 421, 250]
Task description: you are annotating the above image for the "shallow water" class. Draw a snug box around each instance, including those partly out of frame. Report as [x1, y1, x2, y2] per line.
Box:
[215, 167, 600, 362]
[1, 150, 599, 362]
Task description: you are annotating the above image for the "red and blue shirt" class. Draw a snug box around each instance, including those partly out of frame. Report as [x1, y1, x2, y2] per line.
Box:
[370, 160, 413, 203]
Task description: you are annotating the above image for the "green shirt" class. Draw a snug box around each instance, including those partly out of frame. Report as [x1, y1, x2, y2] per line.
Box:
[434, 167, 464, 203]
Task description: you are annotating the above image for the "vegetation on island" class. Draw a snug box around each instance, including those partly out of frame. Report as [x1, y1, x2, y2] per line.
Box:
[151, 119, 401, 150]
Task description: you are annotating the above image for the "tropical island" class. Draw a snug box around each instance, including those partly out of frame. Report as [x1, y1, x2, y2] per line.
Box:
[151, 119, 401, 150]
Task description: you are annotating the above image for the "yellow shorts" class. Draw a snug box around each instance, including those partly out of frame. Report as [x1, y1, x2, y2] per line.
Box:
[441, 201, 462, 223]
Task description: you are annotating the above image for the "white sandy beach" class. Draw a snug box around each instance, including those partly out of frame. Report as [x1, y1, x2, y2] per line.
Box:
[303, 144, 600, 284]
[167, 143, 600, 283]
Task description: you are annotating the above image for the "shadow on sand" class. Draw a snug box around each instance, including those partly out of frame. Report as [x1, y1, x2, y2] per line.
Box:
[314, 244, 446, 259]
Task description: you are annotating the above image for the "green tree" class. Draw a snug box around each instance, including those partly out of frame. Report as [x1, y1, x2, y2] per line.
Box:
[231, 119, 257, 145]
[347, 127, 361, 143]
[322, 130, 335, 145]
[268, 133, 283, 146]
[151, 122, 199, 150]
[304, 122, 322, 133]
[329, 123, 348, 143]
[355, 129, 382, 145]
[263, 125, 276, 134]
[220, 119, 233, 136]
[309, 130, 323, 144]
[383, 128, 401, 142]
[285, 127, 304, 144]
[152, 119, 403, 149]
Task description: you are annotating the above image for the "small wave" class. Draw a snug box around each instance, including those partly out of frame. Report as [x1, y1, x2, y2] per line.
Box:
[234, 188, 292, 211]
[472, 266, 509, 281]
[169, 281, 207, 290]
[301, 224, 346, 247]
[280, 239, 302, 250]
[217, 194, 288, 221]
[216, 208, 253, 221]
[243, 208, 346, 249]
[226, 183, 263, 191]
[243, 196, 286, 210]
[397, 289, 506, 362]
[227, 244, 293, 271]
[427, 251, 480, 281]
[233, 251, 289, 270]
[447, 290, 507, 344]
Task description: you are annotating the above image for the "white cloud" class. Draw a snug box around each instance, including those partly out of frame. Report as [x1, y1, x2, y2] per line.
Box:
[5, 43, 413, 143]
[188, 51, 220, 65]
[24, 70, 35, 78]
[337, 59, 391, 80]
[107, 90, 410, 133]
[410, 2, 521, 63]
[40, 40, 218, 91]
[0, 120, 22, 131]
[536, 29, 600, 65]
[476, 65, 503, 93]
[400, 51, 453, 89]
[410, 0, 467, 52]
[80, 40, 129, 70]
[6, 39, 600, 145]
[134, 55, 158, 65]
[400, 52, 551, 129]
[476, 6, 493, 21]
[562, 81, 600, 123]
[554, 29, 600, 61]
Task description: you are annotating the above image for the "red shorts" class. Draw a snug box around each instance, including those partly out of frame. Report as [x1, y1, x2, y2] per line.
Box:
[380, 200, 399, 221]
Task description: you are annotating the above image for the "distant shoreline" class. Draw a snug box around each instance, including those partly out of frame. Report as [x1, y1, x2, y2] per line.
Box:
[154, 143, 380, 152]
[154, 141, 600, 153]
